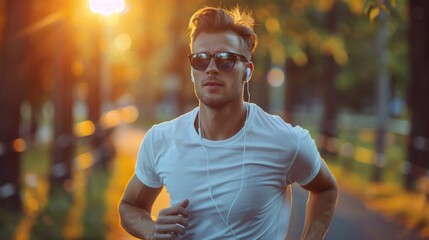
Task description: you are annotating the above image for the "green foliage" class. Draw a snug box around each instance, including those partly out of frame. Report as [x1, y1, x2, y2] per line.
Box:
[82, 169, 110, 239]
[31, 190, 73, 240]
[0, 210, 22, 240]
[22, 144, 50, 177]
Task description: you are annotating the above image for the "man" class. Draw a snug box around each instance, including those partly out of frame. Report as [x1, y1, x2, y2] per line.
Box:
[119, 6, 338, 240]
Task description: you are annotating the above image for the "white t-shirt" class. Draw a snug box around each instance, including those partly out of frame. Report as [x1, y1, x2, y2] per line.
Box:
[135, 103, 321, 239]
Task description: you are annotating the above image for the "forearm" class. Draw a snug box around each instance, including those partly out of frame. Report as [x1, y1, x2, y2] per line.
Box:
[119, 200, 155, 240]
[301, 187, 338, 240]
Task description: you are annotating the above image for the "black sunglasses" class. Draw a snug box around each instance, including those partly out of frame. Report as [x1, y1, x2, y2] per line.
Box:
[188, 52, 248, 71]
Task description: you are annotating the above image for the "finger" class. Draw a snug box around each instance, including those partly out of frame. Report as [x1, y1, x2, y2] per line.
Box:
[154, 232, 178, 240]
[159, 207, 184, 217]
[155, 223, 186, 235]
[156, 215, 189, 227]
[175, 199, 190, 217]
[159, 203, 190, 218]
[179, 199, 190, 208]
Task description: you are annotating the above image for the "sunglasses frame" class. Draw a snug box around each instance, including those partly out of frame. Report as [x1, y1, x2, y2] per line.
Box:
[188, 51, 248, 71]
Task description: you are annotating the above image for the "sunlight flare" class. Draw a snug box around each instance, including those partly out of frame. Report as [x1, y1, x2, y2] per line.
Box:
[89, 0, 126, 16]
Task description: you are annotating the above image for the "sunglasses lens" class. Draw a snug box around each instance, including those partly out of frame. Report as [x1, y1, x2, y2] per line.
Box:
[215, 52, 236, 71]
[190, 53, 210, 71]
[189, 52, 245, 71]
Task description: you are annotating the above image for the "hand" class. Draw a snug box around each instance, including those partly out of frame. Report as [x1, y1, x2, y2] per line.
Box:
[153, 199, 190, 240]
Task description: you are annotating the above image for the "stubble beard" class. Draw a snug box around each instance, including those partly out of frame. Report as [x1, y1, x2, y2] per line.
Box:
[196, 88, 241, 109]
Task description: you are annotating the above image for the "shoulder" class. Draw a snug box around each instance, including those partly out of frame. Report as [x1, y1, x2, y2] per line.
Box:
[145, 108, 197, 142]
[249, 103, 298, 134]
[248, 104, 316, 150]
[150, 108, 196, 133]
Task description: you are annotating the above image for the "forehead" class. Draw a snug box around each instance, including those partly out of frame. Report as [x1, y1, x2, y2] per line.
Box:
[192, 31, 242, 53]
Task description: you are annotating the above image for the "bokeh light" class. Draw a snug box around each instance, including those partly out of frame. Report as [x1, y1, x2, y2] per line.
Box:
[267, 67, 285, 87]
[101, 110, 121, 128]
[265, 17, 280, 34]
[76, 152, 95, 170]
[74, 120, 95, 137]
[120, 105, 139, 123]
[13, 138, 26, 152]
[114, 34, 132, 52]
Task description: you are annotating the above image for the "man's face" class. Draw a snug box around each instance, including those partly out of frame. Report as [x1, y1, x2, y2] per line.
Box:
[191, 31, 249, 108]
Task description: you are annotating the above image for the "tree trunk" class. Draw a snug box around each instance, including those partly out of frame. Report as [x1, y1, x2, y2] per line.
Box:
[319, 3, 339, 155]
[88, 19, 102, 129]
[372, 9, 390, 182]
[284, 59, 301, 124]
[49, 5, 75, 194]
[0, 0, 31, 211]
[164, 0, 193, 115]
[251, 51, 270, 111]
[405, 0, 429, 191]
[87, 17, 109, 169]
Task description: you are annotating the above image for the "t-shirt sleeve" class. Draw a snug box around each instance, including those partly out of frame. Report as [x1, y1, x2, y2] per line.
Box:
[286, 126, 321, 186]
[135, 128, 163, 188]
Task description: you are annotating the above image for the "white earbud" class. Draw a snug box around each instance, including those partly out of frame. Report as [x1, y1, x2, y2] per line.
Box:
[245, 68, 251, 82]
[191, 68, 195, 82]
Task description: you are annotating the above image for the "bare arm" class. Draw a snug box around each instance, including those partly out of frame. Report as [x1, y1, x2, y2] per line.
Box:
[300, 159, 339, 240]
[119, 175, 189, 240]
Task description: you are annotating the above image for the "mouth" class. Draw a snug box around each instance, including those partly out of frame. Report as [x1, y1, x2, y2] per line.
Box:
[203, 80, 223, 87]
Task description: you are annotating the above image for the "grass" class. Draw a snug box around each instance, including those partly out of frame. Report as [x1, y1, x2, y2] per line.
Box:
[82, 170, 109, 239]
[0, 210, 22, 240]
[6, 138, 136, 240]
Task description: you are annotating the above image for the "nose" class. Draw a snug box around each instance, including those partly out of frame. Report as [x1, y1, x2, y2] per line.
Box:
[205, 57, 219, 75]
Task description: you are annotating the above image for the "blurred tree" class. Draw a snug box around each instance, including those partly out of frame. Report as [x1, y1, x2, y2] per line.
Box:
[319, 1, 340, 155]
[87, 19, 102, 138]
[405, 0, 429, 191]
[285, 58, 304, 124]
[85, 16, 112, 170]
[49, 2, 76, 194]
[373, 8, 390, 182]
[23, 0, 60, 144]
[252, 50, 271, 111]
[166, 0, 197, 114]
[0, 0, 31, 211]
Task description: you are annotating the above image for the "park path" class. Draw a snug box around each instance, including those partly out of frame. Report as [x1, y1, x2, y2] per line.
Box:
[287, 186, 427, 240]
[111, 124, 428, 240]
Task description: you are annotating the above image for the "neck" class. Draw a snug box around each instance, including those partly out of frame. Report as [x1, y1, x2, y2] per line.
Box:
[197, 102, 248, 141]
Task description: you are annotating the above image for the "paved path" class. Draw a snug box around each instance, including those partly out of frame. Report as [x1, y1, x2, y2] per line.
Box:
[287, 185, 427, 240]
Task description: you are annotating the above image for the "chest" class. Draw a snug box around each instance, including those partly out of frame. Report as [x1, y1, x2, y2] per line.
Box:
[154, 140, 291, 212]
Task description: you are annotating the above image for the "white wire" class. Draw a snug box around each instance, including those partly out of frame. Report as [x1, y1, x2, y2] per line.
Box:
[226, 105, 249, 224]
[246, 81, 251, 102]
[198, 104, 249, 240]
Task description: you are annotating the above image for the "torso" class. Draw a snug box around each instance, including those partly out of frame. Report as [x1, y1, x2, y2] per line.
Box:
[146, 104, 301, 239]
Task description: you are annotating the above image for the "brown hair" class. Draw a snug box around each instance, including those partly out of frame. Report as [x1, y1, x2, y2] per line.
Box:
[188, 6, 258, 57]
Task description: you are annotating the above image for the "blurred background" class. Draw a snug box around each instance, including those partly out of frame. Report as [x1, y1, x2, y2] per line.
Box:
[0, 0, 428, 239]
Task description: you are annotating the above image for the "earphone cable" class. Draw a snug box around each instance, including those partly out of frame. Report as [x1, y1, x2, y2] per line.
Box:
[198, 104, 249, 240]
